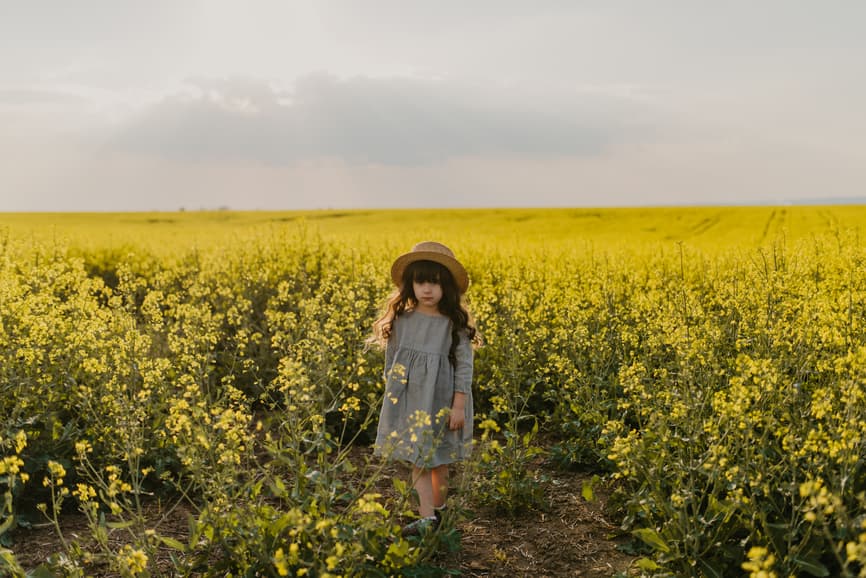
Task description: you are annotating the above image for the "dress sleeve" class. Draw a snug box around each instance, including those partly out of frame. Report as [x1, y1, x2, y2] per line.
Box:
[384, 337, 395, 381]
[453, 331, 474, 394]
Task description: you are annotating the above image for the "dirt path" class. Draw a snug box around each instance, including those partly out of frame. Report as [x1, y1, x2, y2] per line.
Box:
[440, 468, 634, 577]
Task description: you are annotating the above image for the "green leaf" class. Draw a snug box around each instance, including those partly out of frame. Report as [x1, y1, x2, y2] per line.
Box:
[106, 519, 134, 529]
[159, 536, 186, 552]
[791, 556, 830, 577]
[26, 565, 59, 578]
[632, 527, 671, 553]
[581, 478, 595, 502]
[634, 557, 660, 571]
[2, 547, 25, 577]
[187, 513, 199, 545]
[271, 476, 286, 496]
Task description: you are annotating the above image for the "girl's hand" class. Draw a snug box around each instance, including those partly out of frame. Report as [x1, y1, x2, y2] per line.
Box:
[449, 392, 466, 430]
[449, 411, 465, 431]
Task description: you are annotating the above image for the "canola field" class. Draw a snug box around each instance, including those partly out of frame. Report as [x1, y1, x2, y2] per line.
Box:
[4, 206, 866, 250]
[3, 207, 866, 577]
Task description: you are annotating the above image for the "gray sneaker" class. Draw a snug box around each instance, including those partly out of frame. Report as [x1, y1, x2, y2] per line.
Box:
[401, 516, 438, 537]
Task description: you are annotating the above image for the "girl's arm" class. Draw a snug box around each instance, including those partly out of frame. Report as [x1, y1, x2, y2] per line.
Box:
[449, 392, 467, 430]
[449, 332, 474, 430]
[452, 331, 474, 394]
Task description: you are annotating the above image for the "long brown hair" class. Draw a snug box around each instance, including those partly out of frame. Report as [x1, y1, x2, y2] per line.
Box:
[370, 260, 479, 366]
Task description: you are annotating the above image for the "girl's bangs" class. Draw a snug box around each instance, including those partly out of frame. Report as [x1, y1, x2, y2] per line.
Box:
[409, 260, 444, 284]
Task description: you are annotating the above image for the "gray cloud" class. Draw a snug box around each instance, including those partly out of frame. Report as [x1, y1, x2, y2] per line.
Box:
[112, 75, 657, 166]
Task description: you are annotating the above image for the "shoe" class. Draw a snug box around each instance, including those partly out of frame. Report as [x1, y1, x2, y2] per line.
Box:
[401, 516, 438, 537]
[434, 505, 447, 525]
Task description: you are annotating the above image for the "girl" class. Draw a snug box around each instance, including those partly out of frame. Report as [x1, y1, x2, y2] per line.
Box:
[370, 241, 478, 536]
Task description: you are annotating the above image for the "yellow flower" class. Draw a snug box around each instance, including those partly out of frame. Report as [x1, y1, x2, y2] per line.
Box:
[273, 547, 290, 576]
[47, 460, 66, 481]
[742, 546, 777, 578]
[0, 456, 24, 476]
[325, 555, 338, 570]
[119, 545, 148, 575]
[73, 483, 97, 502]
[14, 430, 27, 453]
[478, 419, 500, 433]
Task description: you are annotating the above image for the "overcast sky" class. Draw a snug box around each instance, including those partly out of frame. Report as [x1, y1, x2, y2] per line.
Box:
[1, 1, 864, 211]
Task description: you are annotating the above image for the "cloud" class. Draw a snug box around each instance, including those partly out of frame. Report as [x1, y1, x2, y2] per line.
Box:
[0, 88, 87, 106]
[111, 74, 657, 166]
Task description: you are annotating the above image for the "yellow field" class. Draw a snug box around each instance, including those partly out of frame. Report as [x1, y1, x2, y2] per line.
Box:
[3, 205, 866, 252]
[3, 205, 866, 576]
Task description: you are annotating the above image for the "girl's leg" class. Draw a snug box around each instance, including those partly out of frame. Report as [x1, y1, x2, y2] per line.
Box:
[431, 464, 449, 508]
[411, 466, 435, 517]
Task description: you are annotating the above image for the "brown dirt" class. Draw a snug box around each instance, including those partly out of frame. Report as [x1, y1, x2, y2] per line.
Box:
[9, 500, 194, 577]
[9, 457, 635, 577]
[436, 467, 636, 577]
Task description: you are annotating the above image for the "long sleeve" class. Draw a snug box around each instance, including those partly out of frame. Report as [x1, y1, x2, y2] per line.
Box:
[453, 331, 474, 394]
[384, 337, 396, 381]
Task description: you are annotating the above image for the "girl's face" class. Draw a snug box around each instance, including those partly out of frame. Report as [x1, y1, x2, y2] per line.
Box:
[403, 260, 453, 315]
[412, 279, 443, 313]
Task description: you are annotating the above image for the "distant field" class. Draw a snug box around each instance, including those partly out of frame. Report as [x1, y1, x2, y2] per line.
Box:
[3, 206, 866, 252]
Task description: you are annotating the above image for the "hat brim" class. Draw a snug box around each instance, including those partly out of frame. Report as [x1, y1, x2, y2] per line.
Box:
[391, 251, 469, 294]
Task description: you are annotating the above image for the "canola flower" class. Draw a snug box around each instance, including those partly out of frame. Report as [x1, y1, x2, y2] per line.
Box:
[118, 545, 148, 576]
[742, 546, 778, 578]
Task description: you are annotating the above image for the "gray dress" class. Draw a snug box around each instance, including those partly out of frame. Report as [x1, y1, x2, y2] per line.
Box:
[374, 310, 474, 468]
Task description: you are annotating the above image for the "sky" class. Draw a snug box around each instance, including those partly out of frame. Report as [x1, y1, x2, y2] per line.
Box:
[1, 0, 864, 211]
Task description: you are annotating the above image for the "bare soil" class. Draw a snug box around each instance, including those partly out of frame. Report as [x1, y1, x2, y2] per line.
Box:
[436, 467, 636, 577]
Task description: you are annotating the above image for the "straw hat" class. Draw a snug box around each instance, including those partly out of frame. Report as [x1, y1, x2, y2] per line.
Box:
[391, 241, 469, 294]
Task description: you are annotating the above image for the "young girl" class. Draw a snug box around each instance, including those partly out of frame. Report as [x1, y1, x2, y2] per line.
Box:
[371, 241, 478, 536]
